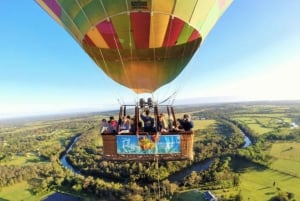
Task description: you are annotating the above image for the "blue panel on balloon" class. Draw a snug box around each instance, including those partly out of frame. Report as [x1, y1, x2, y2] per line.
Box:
[117, 135, 181, 154]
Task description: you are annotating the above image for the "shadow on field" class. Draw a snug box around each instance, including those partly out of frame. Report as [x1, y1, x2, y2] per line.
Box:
[265, 191, 276, 196]
[0, 198, 10, 201]
[258, 186, 272, 190]
[230, 156, 267, 173]
[281, 147, 293, 152]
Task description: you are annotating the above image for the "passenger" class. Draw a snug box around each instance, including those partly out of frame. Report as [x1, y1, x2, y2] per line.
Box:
[118, 116, 131, 134]
[169, 118, 183, 132]
[129, 116, 141, 133]
[158, 113, 168, 133]
[108, 116, 118, 133]
[179, 114, 194, 131]
[100, 118, 109, 133]
[167, 116, 174, 130]
[140, 109, 155, 132]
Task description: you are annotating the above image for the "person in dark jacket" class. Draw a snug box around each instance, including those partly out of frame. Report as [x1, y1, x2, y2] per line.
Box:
[140, 109, 155, 132]
[179, 114, 194, 131]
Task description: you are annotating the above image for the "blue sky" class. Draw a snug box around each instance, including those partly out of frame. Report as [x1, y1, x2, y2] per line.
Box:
[1, 1, 300, 118]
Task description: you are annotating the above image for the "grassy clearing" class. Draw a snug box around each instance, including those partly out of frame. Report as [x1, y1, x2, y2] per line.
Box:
[234, 114, 285, 118]
[233, 115, 293, 135]
[270, 159, 300, 177]
[193, 119, 216, 130]
[269, 142, 300, 161]
[0, 181, 51, 201]
[233, 117, 257, 124]
[231, 157, 300, 200]
[0, 153, 44, 166]
[268, 142, 300, 177]
[239, 169, 300, 201]
[247, 123, 273, 135]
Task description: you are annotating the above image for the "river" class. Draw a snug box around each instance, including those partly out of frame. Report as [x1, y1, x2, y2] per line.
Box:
[168, 132, 251, 182]
[242, 131, 251, 148]
[60, 136, 80, 174]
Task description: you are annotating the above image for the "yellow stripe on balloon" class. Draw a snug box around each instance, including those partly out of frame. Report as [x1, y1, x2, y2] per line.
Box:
[149, 13, 169, 48]
[200, 1, 221, 40]
[152, 0, 174, 14]
[190, 0, 215, 31]
[86, 27, 109, 48]
[173, 0, 197, 23]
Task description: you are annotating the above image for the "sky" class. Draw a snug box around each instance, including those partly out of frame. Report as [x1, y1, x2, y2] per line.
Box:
[0, 1, 300, 119]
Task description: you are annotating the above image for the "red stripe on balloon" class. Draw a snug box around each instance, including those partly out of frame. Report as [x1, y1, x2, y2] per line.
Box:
[96, 20, 122, 49]
[82, 35, 96, 46]
[130, 12, 150, 49]
[188, 29, 200, 42]
[163, 17, 185, 47]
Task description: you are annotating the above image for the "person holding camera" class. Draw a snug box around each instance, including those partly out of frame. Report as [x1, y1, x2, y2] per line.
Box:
[179, 114, 194, 131]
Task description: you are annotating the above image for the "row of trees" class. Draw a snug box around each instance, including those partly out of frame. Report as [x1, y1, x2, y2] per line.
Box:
[183, 157, 239, 189]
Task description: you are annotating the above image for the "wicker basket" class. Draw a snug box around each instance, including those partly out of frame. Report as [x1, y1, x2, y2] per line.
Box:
[101, 131, 194, 161]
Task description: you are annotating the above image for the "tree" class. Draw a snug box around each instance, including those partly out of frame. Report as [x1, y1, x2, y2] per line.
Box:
[233, 175, 240, 187]
[125, 193, 144, 201]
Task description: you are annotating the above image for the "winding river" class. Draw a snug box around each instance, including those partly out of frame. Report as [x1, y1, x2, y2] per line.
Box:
[60, 133, 252, 181]
[242, 132, 252, 148]
[60, 136, 80, 174]
[168, 131, 251, 182]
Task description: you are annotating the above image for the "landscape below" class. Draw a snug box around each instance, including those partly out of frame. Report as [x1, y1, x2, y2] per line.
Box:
[0, 101, 300, 201]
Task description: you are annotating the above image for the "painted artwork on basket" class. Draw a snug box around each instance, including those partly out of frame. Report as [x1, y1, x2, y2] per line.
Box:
[117, 135, 181, 154]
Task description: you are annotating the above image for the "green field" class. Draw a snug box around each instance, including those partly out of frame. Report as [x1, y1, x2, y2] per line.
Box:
[193, 119, 216, 130]
[235, 141, 300, 200]
[240, 169, 300, 201]
[269, 142, 300, 177]
[233, 114, 293, 135]
[247, 123, 273, 135]
[0, 181, 51, 201]
[0, 152, 44, 166]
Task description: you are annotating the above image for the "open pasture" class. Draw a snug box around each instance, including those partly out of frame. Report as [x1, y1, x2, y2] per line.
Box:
[269, 142, 300, 177]
[193, 119, 216, 130]
[247, 124, 273, 135]
[0, 181, 51, 201]
[269, 142, 300, 161]
[0, 152, 43, 166]
[233, 114, 293, 135]
[240, 168, 300, 201]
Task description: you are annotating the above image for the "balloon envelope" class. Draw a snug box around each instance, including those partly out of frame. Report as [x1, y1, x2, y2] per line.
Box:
[37, 0, 232, 93]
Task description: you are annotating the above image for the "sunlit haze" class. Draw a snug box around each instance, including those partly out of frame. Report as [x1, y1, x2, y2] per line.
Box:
[1, 1, 300, 119]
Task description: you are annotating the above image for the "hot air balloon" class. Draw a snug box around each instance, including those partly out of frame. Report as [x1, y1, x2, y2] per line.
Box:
[36, 0, 232, 94]
[36, 0, 232, 161]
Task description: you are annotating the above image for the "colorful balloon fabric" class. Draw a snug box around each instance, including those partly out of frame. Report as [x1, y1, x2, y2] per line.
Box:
[37, 0, 232, 93]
